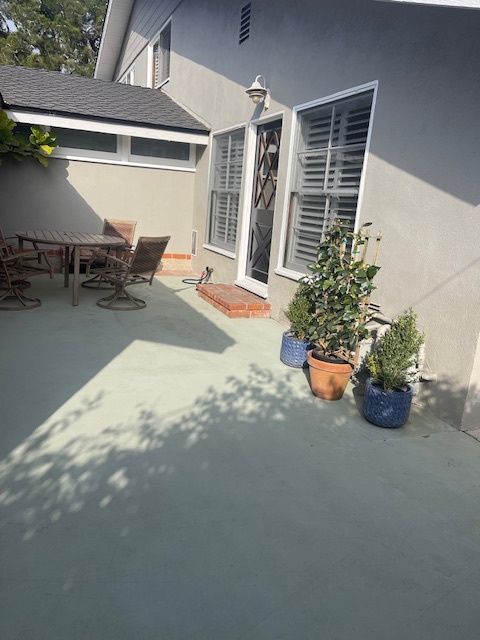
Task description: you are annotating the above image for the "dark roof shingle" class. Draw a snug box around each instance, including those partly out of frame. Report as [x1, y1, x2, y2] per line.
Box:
[0, 65, 208, 134]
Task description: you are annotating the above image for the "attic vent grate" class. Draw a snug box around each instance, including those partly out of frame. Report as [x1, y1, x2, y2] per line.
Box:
[239, 3, 251, 44]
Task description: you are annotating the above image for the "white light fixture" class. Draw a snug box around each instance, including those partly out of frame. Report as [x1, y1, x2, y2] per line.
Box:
[246, 75, 270, 108]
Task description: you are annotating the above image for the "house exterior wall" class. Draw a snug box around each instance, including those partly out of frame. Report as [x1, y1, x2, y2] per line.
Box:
[115, 0, 183, 84]
[0, 157, 195, 255]
[112, 0, 480, 428]
[462, 334, 480, 431]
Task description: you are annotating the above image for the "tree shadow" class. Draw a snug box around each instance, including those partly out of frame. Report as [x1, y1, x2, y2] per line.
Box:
[0, 363, 359, 638]
[0, 276, 235, 456]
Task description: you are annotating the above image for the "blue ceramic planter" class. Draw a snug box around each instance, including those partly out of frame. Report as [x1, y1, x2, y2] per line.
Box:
[280, 331, 313, 368]
[363, 377, 413, 428]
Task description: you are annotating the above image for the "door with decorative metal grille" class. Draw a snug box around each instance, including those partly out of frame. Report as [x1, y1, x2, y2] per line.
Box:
[246, 120, 282, 284]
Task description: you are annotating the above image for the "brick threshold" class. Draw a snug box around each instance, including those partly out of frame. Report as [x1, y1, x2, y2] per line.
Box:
[197, 283, 271, 318]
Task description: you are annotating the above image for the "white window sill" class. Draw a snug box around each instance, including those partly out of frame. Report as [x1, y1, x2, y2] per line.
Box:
[203, 244, 236, 259]
[274, 267, 305, 282]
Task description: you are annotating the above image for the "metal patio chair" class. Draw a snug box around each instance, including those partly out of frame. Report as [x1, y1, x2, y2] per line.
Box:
[0, 245, 54, 310]
[73, 218, 137, 278]
[87, 235, 170, 310]
[0, 225, 54, 274]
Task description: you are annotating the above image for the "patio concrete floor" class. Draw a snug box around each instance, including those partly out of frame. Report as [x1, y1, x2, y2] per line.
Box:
[1, 276, 480, 639]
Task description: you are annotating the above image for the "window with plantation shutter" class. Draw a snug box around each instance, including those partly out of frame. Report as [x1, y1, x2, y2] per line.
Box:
[152, 22, 171, 88]
[284, 90, 373, 272]
[207, 129, 245, 252]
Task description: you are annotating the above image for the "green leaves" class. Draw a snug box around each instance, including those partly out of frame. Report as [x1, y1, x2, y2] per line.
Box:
[367, 308, 425, 391]
[0, 110, 58, 166]
[0, 0, 106, 76]
[300, 219, 381, 362]
[285, 283, 315, 341]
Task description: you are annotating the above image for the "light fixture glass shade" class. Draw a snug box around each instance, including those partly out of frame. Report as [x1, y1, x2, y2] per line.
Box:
[246, 75, 268, 105]
[250, 93, 263, 104]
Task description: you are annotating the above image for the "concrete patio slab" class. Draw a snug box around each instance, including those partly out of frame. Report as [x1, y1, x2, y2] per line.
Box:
[1, 276, 480, 639]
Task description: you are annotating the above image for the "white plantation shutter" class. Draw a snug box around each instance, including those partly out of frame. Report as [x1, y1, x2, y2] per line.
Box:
[160, 23, 171, 82]
[285, 91, 373, 271]
[153, 23, 171, 88]
[208, 129, 245, 250]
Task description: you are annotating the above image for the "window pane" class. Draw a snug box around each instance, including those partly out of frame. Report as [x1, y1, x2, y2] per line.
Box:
[285, 90, 373, 272]
[208, 129, 245, 251]
[14, 123, 34, 138]
[53, 128, 117, 153]
[160, 23, 171, 81]
[131, 137, 189, 160]
[153, 22, 171, 87]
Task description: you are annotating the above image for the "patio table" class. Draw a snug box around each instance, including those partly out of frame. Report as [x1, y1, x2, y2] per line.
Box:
[16, 230, 126, 306]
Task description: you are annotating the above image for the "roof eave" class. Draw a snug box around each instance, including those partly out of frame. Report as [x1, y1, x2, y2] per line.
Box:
[372, 0, 480, 8]
[95, 0, 134, 81]
[6, 107, 210, 145]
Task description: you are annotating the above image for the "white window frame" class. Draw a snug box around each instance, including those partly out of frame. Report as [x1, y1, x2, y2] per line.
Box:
[128, 140, 194, 170]
[7, 113, 202, 172]
[119, 65, 135, 85]
[204, 125, 247, 256]
[276, 81, 378, 280]
[149, 19, 172, 89]
[53, 135, 194, 171]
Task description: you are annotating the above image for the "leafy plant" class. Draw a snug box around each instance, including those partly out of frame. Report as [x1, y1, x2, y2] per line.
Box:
[285, 283, 315, 341]
[301, 219, 381, 363]
[0, 110, 58, 166]
[0, 0, 106, 77]
[367, 308, 425, 392]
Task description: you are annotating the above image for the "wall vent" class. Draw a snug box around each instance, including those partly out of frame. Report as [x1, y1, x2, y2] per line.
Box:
[191, 229, 198, 256]
[239, 3, 251, 44]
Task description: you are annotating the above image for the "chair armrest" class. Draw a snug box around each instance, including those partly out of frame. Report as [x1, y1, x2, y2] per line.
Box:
[98, 254, 130, 268]
[3, 250, 49, 260]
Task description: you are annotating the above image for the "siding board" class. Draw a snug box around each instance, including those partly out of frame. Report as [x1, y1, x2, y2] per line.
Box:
[116, 0, 182, 83]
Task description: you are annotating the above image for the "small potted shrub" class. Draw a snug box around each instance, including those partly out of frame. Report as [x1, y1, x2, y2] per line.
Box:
[363, 307, 425, 428]
[302, 220, 381, 400]
[280, 283, 314, 368]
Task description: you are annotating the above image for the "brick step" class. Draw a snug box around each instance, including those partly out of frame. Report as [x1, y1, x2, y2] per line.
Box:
[197, 283, 271, 318]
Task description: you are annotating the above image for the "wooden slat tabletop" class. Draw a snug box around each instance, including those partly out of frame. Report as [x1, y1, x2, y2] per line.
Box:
[16, 230, 126, 246]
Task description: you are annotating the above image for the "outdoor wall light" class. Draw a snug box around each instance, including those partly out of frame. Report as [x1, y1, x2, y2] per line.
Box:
[246, 75, 270, 108]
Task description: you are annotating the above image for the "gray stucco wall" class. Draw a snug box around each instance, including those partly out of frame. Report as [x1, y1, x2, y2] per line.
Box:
[0, 158, 195, 255]
[102, 0, 480, 428]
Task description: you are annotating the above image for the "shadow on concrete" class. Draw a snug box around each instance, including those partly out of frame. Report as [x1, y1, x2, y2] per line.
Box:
[1, 357, 480, 639]
[0, 276, 235, 456]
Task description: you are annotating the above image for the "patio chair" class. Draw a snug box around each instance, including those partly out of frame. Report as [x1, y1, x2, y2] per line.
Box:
[71, 218, 137, 275]
[0, 225, 54, 273]
[0, 246, 54, 310]
[0, 225, 54, 299]
[87, 235, 170, 310]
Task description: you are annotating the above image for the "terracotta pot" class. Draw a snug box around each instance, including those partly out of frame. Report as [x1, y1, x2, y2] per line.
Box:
[307, 351, 354, 400]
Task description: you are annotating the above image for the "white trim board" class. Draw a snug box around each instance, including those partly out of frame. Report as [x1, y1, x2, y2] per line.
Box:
[6, 110, 209, 146]
[275, 80, 378, 276]
[373, 0, 480, 8]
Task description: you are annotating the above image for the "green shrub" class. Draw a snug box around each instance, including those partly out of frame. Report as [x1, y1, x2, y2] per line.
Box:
[301, 220, 381, 362]
[367, 308, 425, 391]
[285, 283, 315, 341]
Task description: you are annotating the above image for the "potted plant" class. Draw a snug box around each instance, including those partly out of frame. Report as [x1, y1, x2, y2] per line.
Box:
[280, 282, 314, 368]
[363, 307, 425, 427]
[302, 220, 381, 400]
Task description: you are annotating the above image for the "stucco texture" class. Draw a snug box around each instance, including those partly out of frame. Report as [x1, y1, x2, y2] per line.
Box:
[147, 0, 480, 429]
[0, 158, 195, 255]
